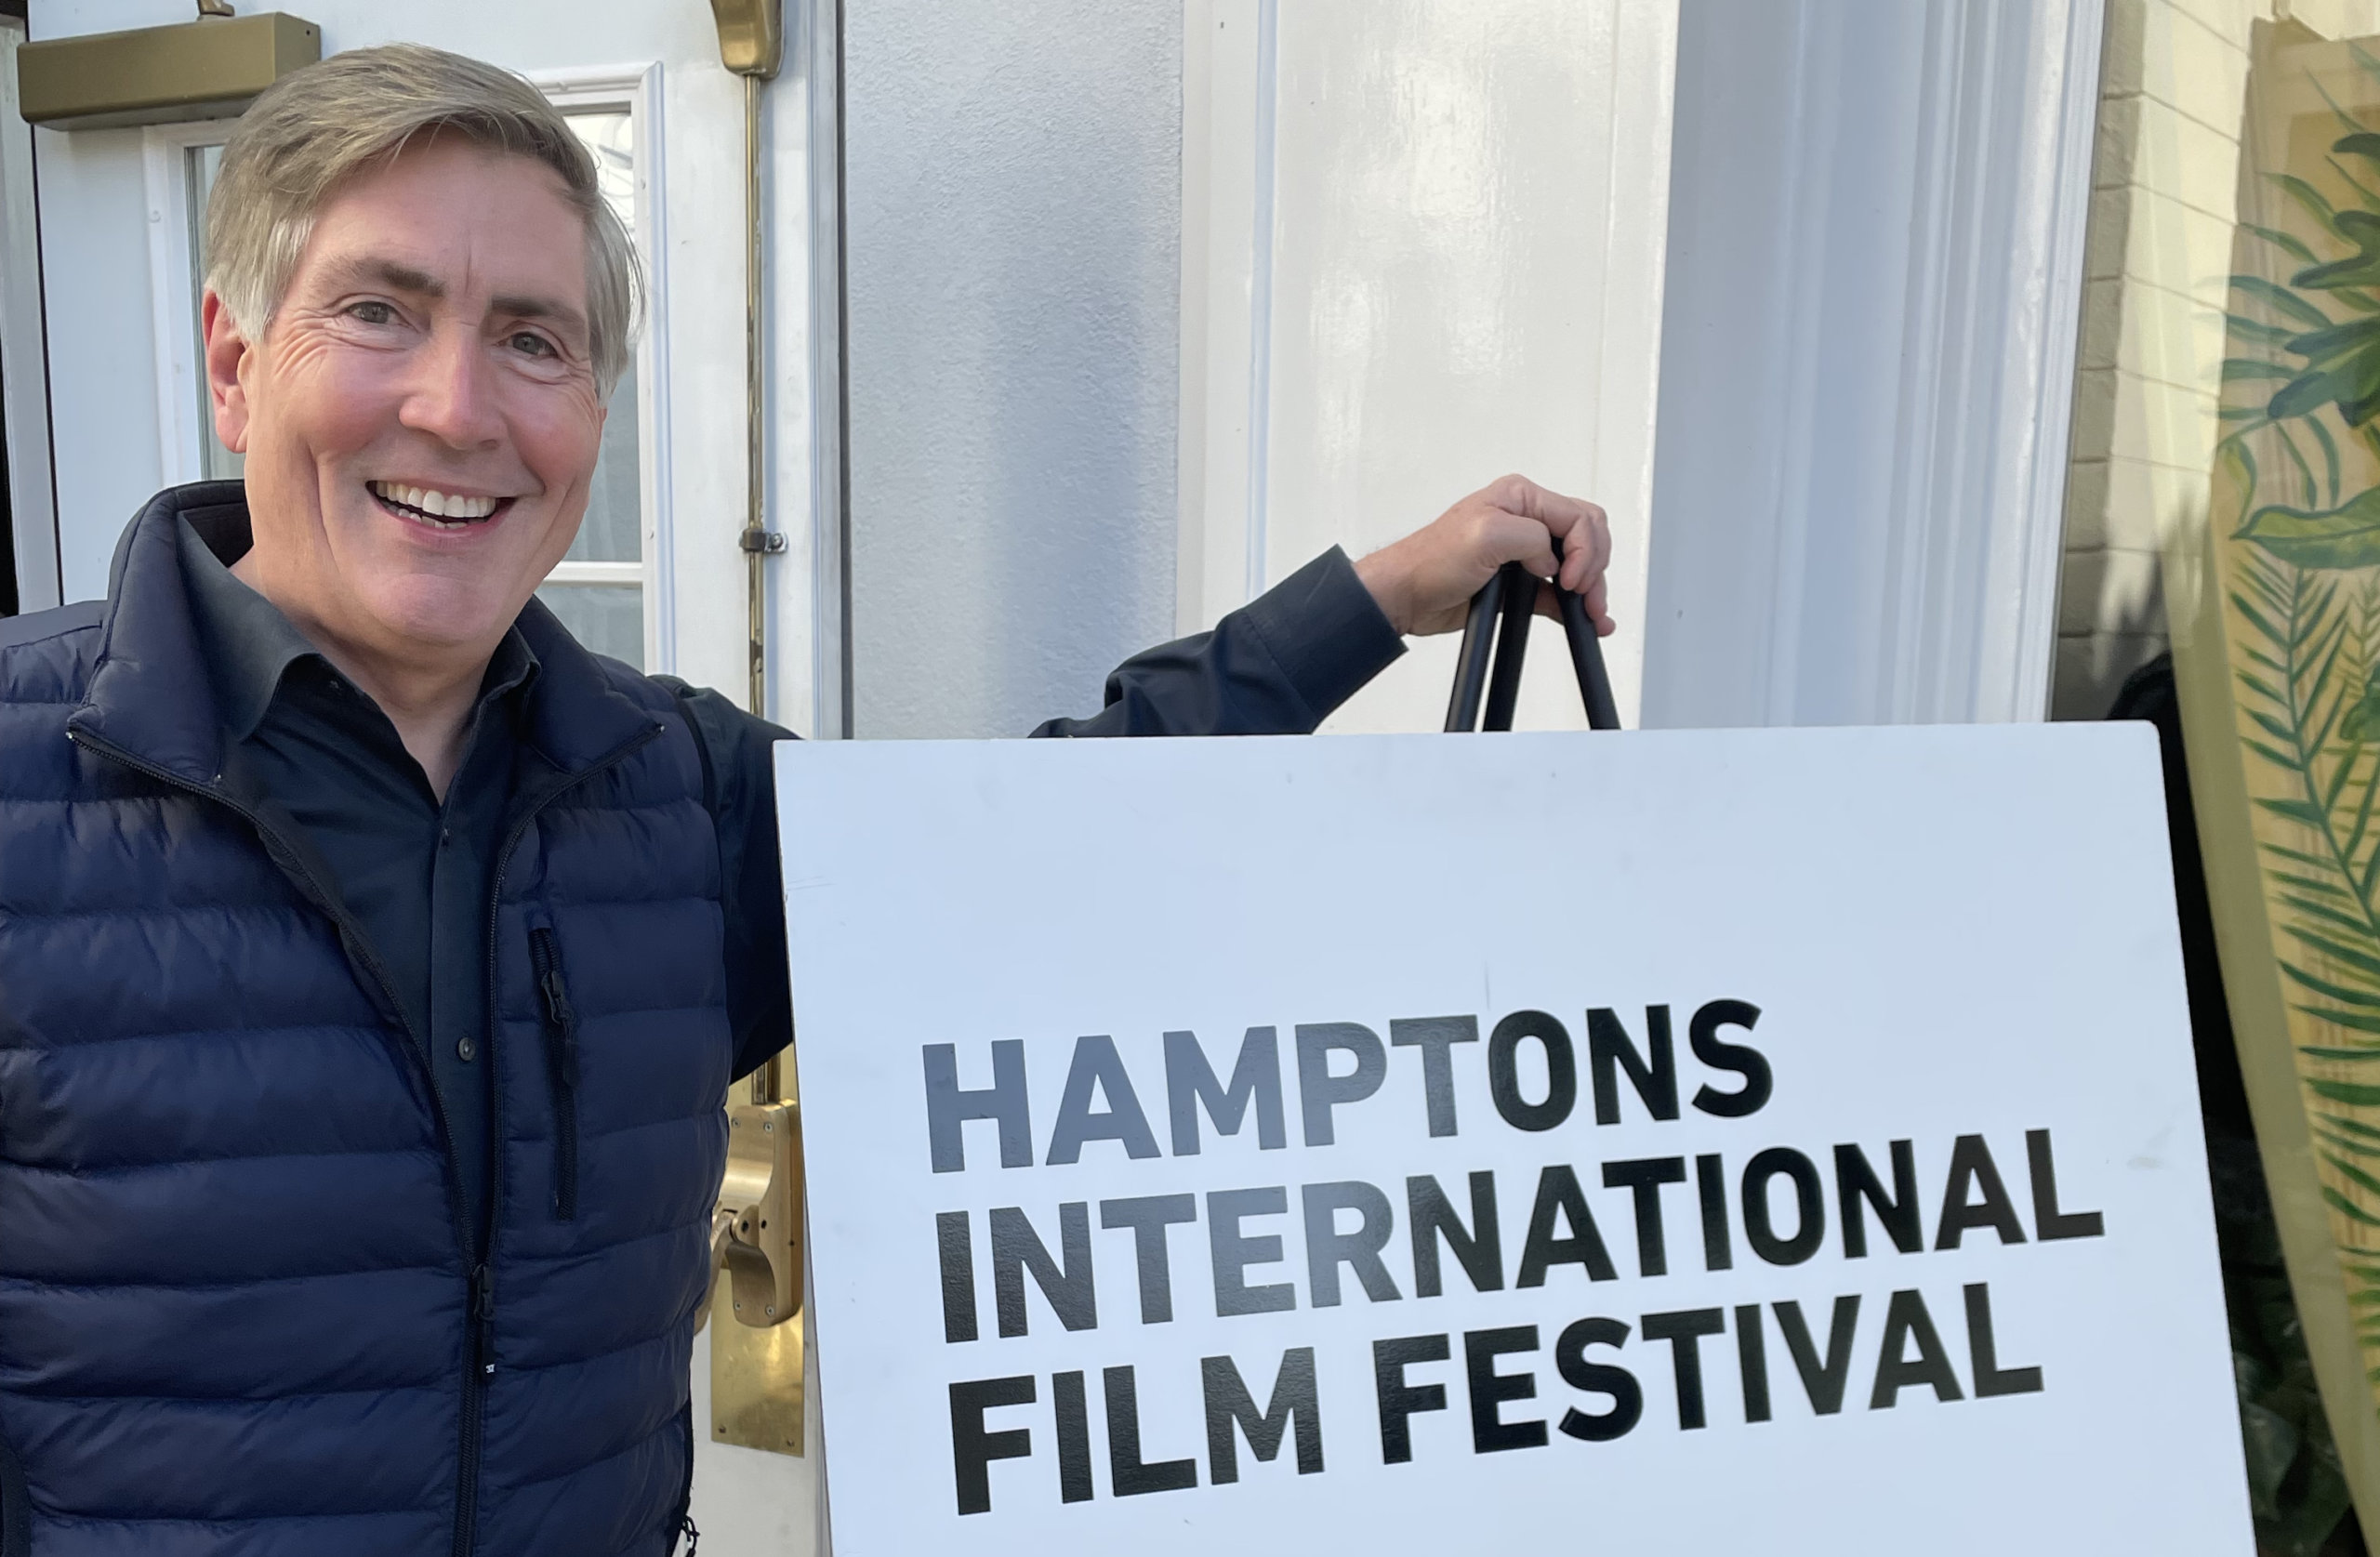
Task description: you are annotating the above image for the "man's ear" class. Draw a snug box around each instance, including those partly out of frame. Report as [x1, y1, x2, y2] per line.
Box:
[201, 290, 255, 455]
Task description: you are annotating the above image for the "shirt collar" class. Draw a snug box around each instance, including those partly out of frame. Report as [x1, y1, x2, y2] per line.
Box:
[176, 509, 542, 744]
[176, 514, 324, 743]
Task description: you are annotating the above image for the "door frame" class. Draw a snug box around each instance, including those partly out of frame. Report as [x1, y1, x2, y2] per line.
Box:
[0, 9, 59, 614]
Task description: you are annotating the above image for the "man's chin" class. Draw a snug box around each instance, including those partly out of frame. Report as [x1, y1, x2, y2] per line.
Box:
[359, 580, 531, 659]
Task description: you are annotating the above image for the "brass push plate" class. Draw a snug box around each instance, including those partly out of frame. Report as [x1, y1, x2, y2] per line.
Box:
[711, 1281, 804, 1455]
[708, 1098, 805, 1455]
[17, 13, 320, 131]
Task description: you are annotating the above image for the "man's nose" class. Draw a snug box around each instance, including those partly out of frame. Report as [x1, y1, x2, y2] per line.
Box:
[398, 324, 505, 450]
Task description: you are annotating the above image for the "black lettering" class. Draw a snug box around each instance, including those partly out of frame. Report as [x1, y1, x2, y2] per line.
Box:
[1165, 1027, 1287, 1155]
[1602, 1156, 1687, 1276]
[1936, 1134, 2028, 1249]
[1735, 1303, 1771, 1423]
[1834, 1141, 1922, 1258]
[1391, 1016, 1479, 1137]
[1964, 1282, 2044, 1397]
[1105, 1366, 1198, 1495]
[1554, 1317, 1643, 1441]
[1515, 1165, 1619, 1287]
[1296, 1023, 1388, 1146]
[1871, 1288, 1965, 1408]
[1053, 1370, 1093, 1503]
[1202, 1348, 1324, 1483]
[1695, 1154, 1732, 1271]
[1408, 1171, 1503, 1298]
[1464, 1325, 1547, 1453]
[1588, 1007, 1679, 1124]
[989, 1203, 1096, 1336]
[948, 1375, 1035, 1515]
[1687, 999, 1770, 1116]
[1045, 1035, 1162, 1165]
[1302, 1180, 1401, 1306]
[1641, 1308, 1726, 1430]
[1374, 1333, 1452, 1464]
[1742, 1147, 1825, 1266]
[936, 1210, 977, 1342]
[1488, 1010, 1577, 1131]
[2027, 1128, 2105, 1240]
[1100, 1194, 1197, 1324]
[1775, 1296, 1860, 1415]
[923, 1040, 1031, 1173]
[1209, 1187, 1296, 1316]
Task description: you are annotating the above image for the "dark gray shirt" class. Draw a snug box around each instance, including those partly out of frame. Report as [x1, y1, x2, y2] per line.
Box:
[178, 520, 533, 1253]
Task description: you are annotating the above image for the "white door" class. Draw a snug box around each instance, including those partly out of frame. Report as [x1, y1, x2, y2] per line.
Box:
[20, 0, 829, 1549]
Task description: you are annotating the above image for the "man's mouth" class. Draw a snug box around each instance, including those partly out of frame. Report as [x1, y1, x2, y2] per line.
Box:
[367, 481, 514, 530]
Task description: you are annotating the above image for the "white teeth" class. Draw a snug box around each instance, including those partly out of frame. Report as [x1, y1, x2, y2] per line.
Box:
[371, 482, 500, 522]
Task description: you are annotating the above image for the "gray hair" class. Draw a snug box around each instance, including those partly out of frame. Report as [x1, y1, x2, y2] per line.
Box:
[205, 42, 641, 387]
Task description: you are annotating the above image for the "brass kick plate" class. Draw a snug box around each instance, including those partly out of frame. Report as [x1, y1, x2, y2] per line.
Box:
[17, 13, 321, 130]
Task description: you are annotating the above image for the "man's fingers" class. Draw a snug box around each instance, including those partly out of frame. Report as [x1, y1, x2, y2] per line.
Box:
[1487, 473, 1599, 540]
[1479, 508, 1557, 581]
[1482, 475, 1608, 595]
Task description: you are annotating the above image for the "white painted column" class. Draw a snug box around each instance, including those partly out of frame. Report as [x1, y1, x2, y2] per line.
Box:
[1180, 0, 1680, 732]
[1641, 0, 2104, 730]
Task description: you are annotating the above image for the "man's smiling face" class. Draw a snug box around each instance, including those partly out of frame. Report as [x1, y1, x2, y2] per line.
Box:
[205, 132, 605, 666]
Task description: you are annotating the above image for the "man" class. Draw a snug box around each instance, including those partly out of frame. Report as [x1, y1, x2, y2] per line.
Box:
[0, 43, 1613, 1557]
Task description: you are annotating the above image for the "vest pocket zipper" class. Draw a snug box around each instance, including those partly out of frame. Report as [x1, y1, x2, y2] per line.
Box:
[0, 1430, 29, 1557]
[527, 926, 580, 1220]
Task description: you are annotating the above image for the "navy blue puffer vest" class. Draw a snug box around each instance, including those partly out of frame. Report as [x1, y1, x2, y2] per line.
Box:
[0, 486, 732, 1556]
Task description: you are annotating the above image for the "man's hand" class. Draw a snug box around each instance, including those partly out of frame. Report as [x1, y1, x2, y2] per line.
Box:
[1353, 474, 1613, 639]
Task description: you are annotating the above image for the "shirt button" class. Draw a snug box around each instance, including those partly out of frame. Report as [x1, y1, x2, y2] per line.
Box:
[440, 828, 453, 848]
[456, 1036, 477, 1062]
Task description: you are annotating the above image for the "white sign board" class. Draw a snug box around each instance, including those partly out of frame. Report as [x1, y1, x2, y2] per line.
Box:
[776, 726, 2251, 1555]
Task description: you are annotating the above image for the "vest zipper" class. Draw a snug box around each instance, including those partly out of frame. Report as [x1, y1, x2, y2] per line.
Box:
[462, 1258, 495, 1524]
[72, 714, 667, 1557]
[458, 717, 668, 1556]
[527, 926, 581, 1220]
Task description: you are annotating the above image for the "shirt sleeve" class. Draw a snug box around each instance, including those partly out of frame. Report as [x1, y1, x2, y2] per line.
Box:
[1028, 545, 1405, 737]
[655, 678, 797, 1083]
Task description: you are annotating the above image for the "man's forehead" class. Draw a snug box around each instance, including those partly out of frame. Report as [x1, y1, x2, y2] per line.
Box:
[307, 247, 591, 337]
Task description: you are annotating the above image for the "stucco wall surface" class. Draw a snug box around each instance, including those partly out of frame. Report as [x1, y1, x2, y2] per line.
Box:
[841, 0, 1183, 739]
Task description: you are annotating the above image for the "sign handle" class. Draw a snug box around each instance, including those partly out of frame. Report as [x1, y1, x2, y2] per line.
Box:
[1444, 538, 1620, 732]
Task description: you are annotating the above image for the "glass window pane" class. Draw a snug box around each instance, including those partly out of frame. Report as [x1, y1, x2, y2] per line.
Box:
[187, 141, 243, 482]
[537, 583, 643, 669]
[568, 370, 641, 561]
[561, 108, 640, 565]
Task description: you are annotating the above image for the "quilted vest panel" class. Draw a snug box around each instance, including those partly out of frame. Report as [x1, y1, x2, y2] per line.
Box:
[0, 490, 734, 1557]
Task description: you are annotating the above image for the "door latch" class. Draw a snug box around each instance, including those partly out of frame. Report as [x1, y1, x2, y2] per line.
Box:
[696, 1099, 802, 1332]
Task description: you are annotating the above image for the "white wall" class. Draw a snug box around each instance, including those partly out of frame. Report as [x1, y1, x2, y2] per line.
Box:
[1643, 0, 2103, 728]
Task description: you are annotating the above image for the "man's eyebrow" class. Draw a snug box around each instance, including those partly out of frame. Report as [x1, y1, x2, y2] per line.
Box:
[324, 256, 446, 297]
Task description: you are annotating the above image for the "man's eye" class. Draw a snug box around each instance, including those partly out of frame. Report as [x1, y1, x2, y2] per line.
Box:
[510, 332, 556, 358]
[349, 300, 396, 324]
